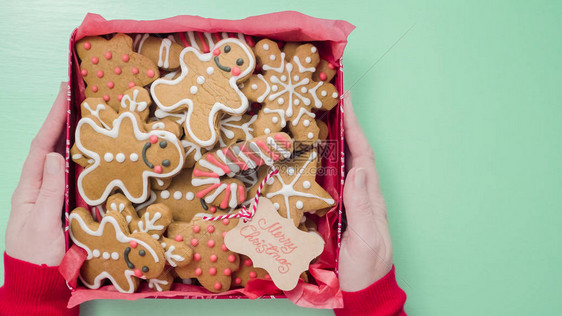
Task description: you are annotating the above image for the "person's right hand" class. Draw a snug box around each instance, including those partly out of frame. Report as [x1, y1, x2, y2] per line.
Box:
[338, 93, 394, 292]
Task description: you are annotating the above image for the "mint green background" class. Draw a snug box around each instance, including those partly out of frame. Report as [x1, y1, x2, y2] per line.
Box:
[1, 0, 561, 315]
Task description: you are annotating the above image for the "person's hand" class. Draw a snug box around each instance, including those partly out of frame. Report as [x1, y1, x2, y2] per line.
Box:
[338, 92, 394, 292]
[5, 82, 68, 266]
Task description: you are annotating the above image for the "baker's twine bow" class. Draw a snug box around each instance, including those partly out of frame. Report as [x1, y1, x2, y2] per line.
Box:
[202, 169, 279, 222]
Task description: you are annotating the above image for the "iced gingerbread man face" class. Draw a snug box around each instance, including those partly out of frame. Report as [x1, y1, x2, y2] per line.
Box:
[75, 112, 184, 205]
[151, 38, 256, 148]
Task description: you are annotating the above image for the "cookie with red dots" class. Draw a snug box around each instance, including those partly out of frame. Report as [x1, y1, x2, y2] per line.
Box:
[74, 111, 184, 205]
[76, 33, 160, 110]
[240, 39, 339, 144]
[68, 207, 166, 293]
[133, 34, 184, 71]
[168, 216, 240, 293]
[231, 255, 269, 287]
[151, 38, 256, 148]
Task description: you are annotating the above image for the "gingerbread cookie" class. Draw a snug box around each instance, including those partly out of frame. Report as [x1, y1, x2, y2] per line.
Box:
[249, 150, 335, 226]
[75, 111, 184, 205]
[76, 33, 159, 109]
[69, 207, 165, 293]
[283, 42, 337, 83]
[241, 39, 339, 144]
[151, 38, 256, 148]
[133, 34, 184, 71]
[168, 216, 240, 292]
[192, 133, 293, 209]
[231, 255, 269, 287]
[218, 114, 257, 147]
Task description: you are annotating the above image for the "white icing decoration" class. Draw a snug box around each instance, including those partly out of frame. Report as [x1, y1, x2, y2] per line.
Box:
[126, 215, 132, 223]
[163, 71, 178, 79]
[187, 31, 200, 50]
[111, 252, 119, 260]
[130, 153, 139, 162]
[173, 191, 182, 200]
[292, 107, 315, 126]
[272, 117, 278, 123]
[304, 119, 310, 127]
[294, 99, 300, 106]
[270, 55, 276, 61]
[72, 153, 83, 160]
[296, 201, 304, 209]
[150, 39, 255, 148]
[332, 92, 338, 98]
[82, 101, 111, 129]
[135, 190, 157, 211]
[277, 98, 284, 105]
[294, 75, 299, 81]
[301, 87, 307, 93]
[148, 278, 169, 292]
[263, 43, 270, 50]
[185, 192, 194, 200]
[273, 202, 280, 210]
[308, 81, 326, 109]
[116, 153, 125, 163]
[303, 181, 311, 189]
[138, 211, 164, 233]
[160, 190, 170, 199]
[75, 113, 184, 205]
[264, 108, 286, 127]
[305, 57, 311, 63]
[280, 75, 287, 82]
[190, 86, 198, 94]
[264, 128, 271, 134]
[308, 132, 314, 139]
[265, 151, 335, 219]
[158, 38, 172, 68]
[255, 74, 271, 103]
[251, 84, 258, 90]
[311, 46, 317, 53]
[197, 76, 205, 84]
[102, 252, 110, 260]
[268, 62, 311, 117]
[156, 179, 164, 186]
[165, 245, 185, 267]
[321, 90, 327, 97]
[104, 153, 113, 162]
[293, 55, 315, 73]
[92, 249, 100, 257]
[135, 34, 149, 53]
[151, 122, 165, 130]
[271, 85, 278, 92]
[218, 114, 257, 147]
[287, 167, 295, 176]
[121, 88, 148, 112]
[206, 67, 214, 75]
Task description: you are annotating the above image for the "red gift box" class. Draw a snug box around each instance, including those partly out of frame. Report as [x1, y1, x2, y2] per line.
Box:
[59, 11, 354, 309]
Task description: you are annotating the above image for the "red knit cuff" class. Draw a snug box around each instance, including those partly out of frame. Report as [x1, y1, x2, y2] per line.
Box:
[334, 265, 407, 316]
[1, 252, 78, 315]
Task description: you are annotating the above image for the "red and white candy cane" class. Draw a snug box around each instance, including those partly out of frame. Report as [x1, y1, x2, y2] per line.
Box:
[203, 169, 279, 222]
[192, 133, 292, 209]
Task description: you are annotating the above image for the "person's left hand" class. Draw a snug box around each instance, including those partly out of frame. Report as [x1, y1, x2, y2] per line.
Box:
[5, 82, 68, 266]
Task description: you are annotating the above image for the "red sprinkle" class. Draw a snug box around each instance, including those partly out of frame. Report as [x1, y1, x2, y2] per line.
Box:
[221, 244, 228, 251]
[249, 271, 257, 278]
[222, 219, 230, 225]
[192, 225, 200, 233]
[194, 268, 202, 276]
[114, 67, 122, 75]
[209, 267, 217, 275]
[207, 240, 215, 248]
[207, 225, 215, 233]
[175, 235, 183, 242]
[83, 42, 91, 50]
[103, 95, 110, 102]
[328, 62, 336, 70]
[213, 282, 222, 290]
[234, 277, 242, 284]
[244, 259, 252, 266]
[227, 254, 236, 263]
[104, 52, 112, 60]
[122, 54, 129, 62]
[117, 94, 123, 101]
[193, 253, 201, 261]
[319, 72, 327, 81]
[146, 69, 155, 78]
[132, 67, 139, 74]
[91, 85, 98, 93]
[128, 82, 135, 88]
[210, 254, 217, 262]
[96, 70, 104, 78]
[223, 268, 232, 276]
[107, 81, 114, 89]
[81, 69, 88, 76]
[91, 57, 98, 64]
[191, 239, 198, 247]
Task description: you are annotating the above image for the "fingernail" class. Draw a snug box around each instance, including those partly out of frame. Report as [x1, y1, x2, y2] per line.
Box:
[46, 153, 61, 174]
[354, 168, 366, 187]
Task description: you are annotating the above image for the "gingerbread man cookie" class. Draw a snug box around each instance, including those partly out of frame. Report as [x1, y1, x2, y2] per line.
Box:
[241, 39, 339, 144]
[76, 33, 159, 109]
[134, 34, 184, 71]
[192, 133, 293, 209]
[151, 38, 256, 148]
[69, 207, 165, 293]
[168, 216, 240, 292]
[249, 150, 335, 226]
[75, 111, 184, 205]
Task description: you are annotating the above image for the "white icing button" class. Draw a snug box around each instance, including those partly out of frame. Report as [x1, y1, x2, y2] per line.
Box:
[305, 57, 312, 63]
[277, 98, 284, 105]
[104, 153, 113, 162]
[251, 84, 258, 90]
[321, 90, 328, 97]
[296, 201, 304, 209]
[190, 86, 198, 94]
[161, 242, 167, 248]
[287, 167, 295, 176]
[102, 252, 110, 260]
[263, 43, 270, 50]
[267, 177, 275, 185]
[239, 83, 245, 89]
[185, 192, 194, 200]
[111, 252, 119, 260]
[280, 75, 287, 82]
[301, 87, 307, 93]
[130, 153, 139, 162]
[311, 47, 317, 53]
[272, 117, 278, 123]
[264, 128, 271, 134]
[72, 154, 83, 160]
[115, 153, 125, 163]
[308, 132, 314, 139]
[160, 190, 170, 199]
[273, 202, 280, 210]
[173, 191, 182, 200]
[303, 181, 311, 189]
[304, 119, 310, 127]
[126, 215, 132, 223]
[271, 85, 278, 92]
[332, 92, 338, 98]
[269, 54, 276, 61]
[294, 99, 300, 106]
[206, 67, 214, 75]
[197, 76, 205, 84]
[92, 249, 100, 258]
[294, 75, 300, 81]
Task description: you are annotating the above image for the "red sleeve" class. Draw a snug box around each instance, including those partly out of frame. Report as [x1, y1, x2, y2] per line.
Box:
[0, 253, 79, 316]
[334, 266, 407, 316]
